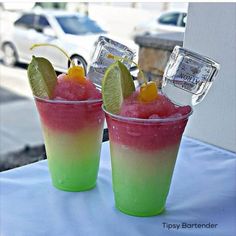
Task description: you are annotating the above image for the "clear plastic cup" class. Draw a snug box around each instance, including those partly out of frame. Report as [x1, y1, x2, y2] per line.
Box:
[35, 97, 104, 191]
[104, 106, 192, 216]
[162, 46, 220, 106]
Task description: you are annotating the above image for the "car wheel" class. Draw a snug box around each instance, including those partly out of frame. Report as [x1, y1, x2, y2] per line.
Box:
[2, 43, 18, 67]
[68, 55, 87, 74]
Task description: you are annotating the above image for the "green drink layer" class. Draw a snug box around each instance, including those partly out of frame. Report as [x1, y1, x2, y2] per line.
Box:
[110, 142, 179, 216]
[43, 126, 103, 191]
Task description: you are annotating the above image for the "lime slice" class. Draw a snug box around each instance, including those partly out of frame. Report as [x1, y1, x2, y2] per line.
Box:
[102, 60, 135, 114]
[27, 56, 57, 99]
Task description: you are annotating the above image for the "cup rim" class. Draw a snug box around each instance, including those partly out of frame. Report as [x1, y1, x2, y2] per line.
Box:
[102, 105, 193, 123]
[34, 96, 103, 105]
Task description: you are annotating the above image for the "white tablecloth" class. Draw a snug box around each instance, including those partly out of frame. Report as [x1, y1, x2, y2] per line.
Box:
[1, 137, 236, 236]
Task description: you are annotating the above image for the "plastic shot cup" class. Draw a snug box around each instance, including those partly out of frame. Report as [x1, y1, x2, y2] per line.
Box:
[162, 46, 220, 106]
[104, 106, 192, 216]
[87, 36, 135, 89]
[35, 97, 104, 191]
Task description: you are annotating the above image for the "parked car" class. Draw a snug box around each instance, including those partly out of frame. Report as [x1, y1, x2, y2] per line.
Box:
[0, 10, 108, 72]
[132, 10, 187, 37]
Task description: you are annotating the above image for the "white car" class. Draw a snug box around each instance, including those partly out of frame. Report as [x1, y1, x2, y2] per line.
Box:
[133, 10, 187, 37]
[1, 10, 126, 72]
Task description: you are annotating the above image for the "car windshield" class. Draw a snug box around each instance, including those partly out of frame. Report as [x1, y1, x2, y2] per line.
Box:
[55, 15, 106, 35]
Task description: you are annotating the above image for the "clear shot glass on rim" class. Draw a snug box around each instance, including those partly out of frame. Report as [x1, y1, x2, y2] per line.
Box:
[87, 36, 135, 89]
[162, 46, 220, 106]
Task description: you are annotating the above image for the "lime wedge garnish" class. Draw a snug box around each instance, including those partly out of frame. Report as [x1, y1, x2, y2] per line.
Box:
[27, 56, 57, 99]
[102, 60, 135, 114]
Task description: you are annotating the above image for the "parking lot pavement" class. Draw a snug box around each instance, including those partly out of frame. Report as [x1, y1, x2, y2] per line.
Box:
[0, 63, 44, 155]
[0, 63, 32, 99]
[0, 87, 27, 104]
[0, 96, 44, 155]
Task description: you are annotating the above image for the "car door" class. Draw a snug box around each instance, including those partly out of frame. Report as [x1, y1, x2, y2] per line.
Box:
[13, 13, 37, 61]
[32, 14, 67, 70]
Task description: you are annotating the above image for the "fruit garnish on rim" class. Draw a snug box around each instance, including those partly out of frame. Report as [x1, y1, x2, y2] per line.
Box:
[102, 54, 159, 114]
[102, 60, 135, 114]
[27, 56, 57, 99]
[102, 54, 191, 118]
[27, 43, 101, 101]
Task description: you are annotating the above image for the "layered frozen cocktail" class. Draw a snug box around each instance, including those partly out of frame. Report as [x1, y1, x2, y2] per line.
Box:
[35, 93, 104, 191]
[100, 43, 219, 216]
[101, 55, 192, 216]
[104, 91, 192, 216]
[27, 44, 104, 191]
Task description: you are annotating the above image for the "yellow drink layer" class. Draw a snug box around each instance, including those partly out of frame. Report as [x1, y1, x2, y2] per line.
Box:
[110, 142, 180, 216]
[43, 126, 104, 191]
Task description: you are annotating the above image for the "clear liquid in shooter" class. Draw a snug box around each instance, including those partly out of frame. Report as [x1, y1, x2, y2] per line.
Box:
[162, 78, 213, 106]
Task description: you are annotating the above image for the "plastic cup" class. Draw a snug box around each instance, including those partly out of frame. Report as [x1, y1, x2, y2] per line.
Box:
[35, 97, 104, 192]
[104, 106, 192, 216]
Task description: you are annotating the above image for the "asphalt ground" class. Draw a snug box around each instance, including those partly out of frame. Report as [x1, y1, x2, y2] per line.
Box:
[0, 87, 28, 104]
[0, 86, 45, 171]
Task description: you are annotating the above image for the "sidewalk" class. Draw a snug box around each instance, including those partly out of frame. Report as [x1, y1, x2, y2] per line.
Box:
[0, 98, 43, 155]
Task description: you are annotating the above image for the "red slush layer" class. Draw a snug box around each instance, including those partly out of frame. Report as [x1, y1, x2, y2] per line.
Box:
[106, 114, 188, 151]
[106, 91, 191, 151]
[35, 74, 104, 132]
[120, 91, 191, 119]
[36, 98, 104, 132]
[53, 74, 102, 101]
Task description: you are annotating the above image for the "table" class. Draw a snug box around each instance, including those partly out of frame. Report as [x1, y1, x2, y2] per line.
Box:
[1, 137, 236, 236]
